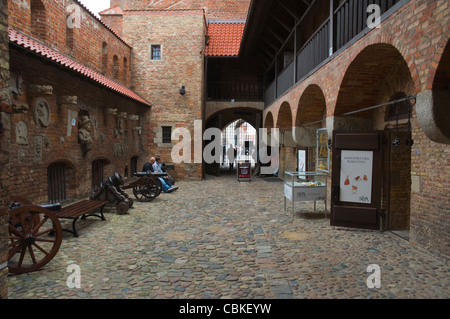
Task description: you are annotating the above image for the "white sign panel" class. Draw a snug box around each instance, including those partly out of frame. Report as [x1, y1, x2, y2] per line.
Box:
[285, 184, 327, 202]
[340, 150, 373, 204]
[298, 150, 306, 172]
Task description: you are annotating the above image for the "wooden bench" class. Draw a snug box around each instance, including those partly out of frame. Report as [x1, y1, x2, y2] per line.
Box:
[55, 200, 108, 237]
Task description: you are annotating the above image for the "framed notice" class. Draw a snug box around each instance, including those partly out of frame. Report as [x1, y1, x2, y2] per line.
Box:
[339, 150, 373, 204]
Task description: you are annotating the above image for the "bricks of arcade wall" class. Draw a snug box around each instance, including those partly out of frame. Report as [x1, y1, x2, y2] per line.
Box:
[8, 48, 150, 205]
[123, 10, 206, 180]
[7, 0, 132, 87]
[263, 0, 450, 256]
[0, 0, 9, 300]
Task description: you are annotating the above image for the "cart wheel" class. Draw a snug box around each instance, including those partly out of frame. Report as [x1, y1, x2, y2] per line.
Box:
[133, 179, 159, 202]
[116, 202, 129, 215]
[8, 206, 63, 274]
[153, 177, 163, 197]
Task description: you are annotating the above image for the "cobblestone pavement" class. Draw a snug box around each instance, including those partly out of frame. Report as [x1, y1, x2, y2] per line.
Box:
[7, 172, 450, 299]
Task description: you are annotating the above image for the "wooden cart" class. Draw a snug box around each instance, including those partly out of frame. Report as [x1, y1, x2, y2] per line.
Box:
[122, 172, 166, 202]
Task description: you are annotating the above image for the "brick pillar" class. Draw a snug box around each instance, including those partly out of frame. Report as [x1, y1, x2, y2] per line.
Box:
[0, 0, 10, 300]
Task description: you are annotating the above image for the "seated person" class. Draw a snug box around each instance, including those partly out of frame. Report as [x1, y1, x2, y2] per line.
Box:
[142, 157, 153, 173]
[146, 157, 178, 193]
[154, 156, 176, 185]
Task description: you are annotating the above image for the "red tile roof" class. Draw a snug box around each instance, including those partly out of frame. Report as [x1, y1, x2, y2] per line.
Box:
[8, 28, 151, 107]
[205, 22, 245, 57]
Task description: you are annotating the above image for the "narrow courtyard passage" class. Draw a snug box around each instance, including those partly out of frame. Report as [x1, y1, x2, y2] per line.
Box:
[8, 174, 449, 299]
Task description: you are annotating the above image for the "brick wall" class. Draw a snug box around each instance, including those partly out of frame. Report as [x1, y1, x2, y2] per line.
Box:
[0, 0, 9, 300]
[111, 0, 251, 19]
[123, 10, 206, 180]
[8, 47, 150, 205]
[8, 0, 132, 86]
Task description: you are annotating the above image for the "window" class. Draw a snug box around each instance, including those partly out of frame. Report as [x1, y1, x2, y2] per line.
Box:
[151, 44, 162, 60]
[66, 21, 74, 50]
[162, 126, 172, 144]
[123, 57, 128, 82]
[113, 55, 119, 79]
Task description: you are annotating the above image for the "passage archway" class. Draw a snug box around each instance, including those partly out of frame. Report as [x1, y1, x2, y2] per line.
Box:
[332, 43, 414, 231]
[204, 107, 262, 177]
[295, 85, 327, 172]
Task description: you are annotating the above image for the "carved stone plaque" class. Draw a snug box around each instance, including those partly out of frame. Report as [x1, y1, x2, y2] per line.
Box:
[34, 136, 43, 162]
[34, 98, 51, 128]
[16, 121, 29, 145]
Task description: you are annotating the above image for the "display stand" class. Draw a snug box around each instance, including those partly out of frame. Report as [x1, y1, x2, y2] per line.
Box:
[237, 160, 252, 182]
[284, 171, 328, 218]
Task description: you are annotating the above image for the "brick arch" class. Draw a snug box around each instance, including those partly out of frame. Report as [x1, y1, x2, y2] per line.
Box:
[275, 101, 293, 129]
[426, 37, 450, 143]
[433, 38, 450, 91]
[295, 84, 326, 127]
[334, 43, 413, 117]
[263, 111, 274, 132]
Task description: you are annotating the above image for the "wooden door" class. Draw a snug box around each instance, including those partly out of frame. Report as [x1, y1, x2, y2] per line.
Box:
[330, 131, 383, 230]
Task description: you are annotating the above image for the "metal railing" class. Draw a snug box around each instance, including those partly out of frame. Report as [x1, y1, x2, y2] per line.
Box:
[264, 0, 407, 108]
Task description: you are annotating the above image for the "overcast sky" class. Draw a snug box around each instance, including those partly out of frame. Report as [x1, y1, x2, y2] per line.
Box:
[78, 0, 111, 17]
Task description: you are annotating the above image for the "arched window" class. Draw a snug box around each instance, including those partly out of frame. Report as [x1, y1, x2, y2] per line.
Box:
[66, 20, 74, 50]
[102, 42, 108, 75]
[113, 55, 119, 79]
[31, 0, 47, 41]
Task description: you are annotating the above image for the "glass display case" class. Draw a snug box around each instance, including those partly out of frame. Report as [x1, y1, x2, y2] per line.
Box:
[284, 171, 328, 216]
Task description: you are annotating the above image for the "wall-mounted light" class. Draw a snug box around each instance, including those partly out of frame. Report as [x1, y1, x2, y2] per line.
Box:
[179, 86, 186, 96]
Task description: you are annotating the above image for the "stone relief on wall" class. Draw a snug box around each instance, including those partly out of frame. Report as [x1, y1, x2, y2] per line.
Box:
[10, 73, 29, 113]
[12, 102, 29, 114]
[78, 115, 93, 154]
[34, 136, 43, 162]
[28, 85, 53, 97]
[9, 73, 24, 97]
[114, 112, 127, 137]
[15, 121, 29, 145]
[114, 143, 124, 157]
[33, 97, 51, 128]
[57, 95, 78, 106]
[18, 150, 25, 162]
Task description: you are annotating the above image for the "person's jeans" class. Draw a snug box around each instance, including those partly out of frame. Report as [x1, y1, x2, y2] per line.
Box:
[159, 177, 173, 193]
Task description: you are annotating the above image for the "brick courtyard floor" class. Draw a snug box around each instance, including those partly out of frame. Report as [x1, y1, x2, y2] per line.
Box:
[7, 172, 450, 299]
